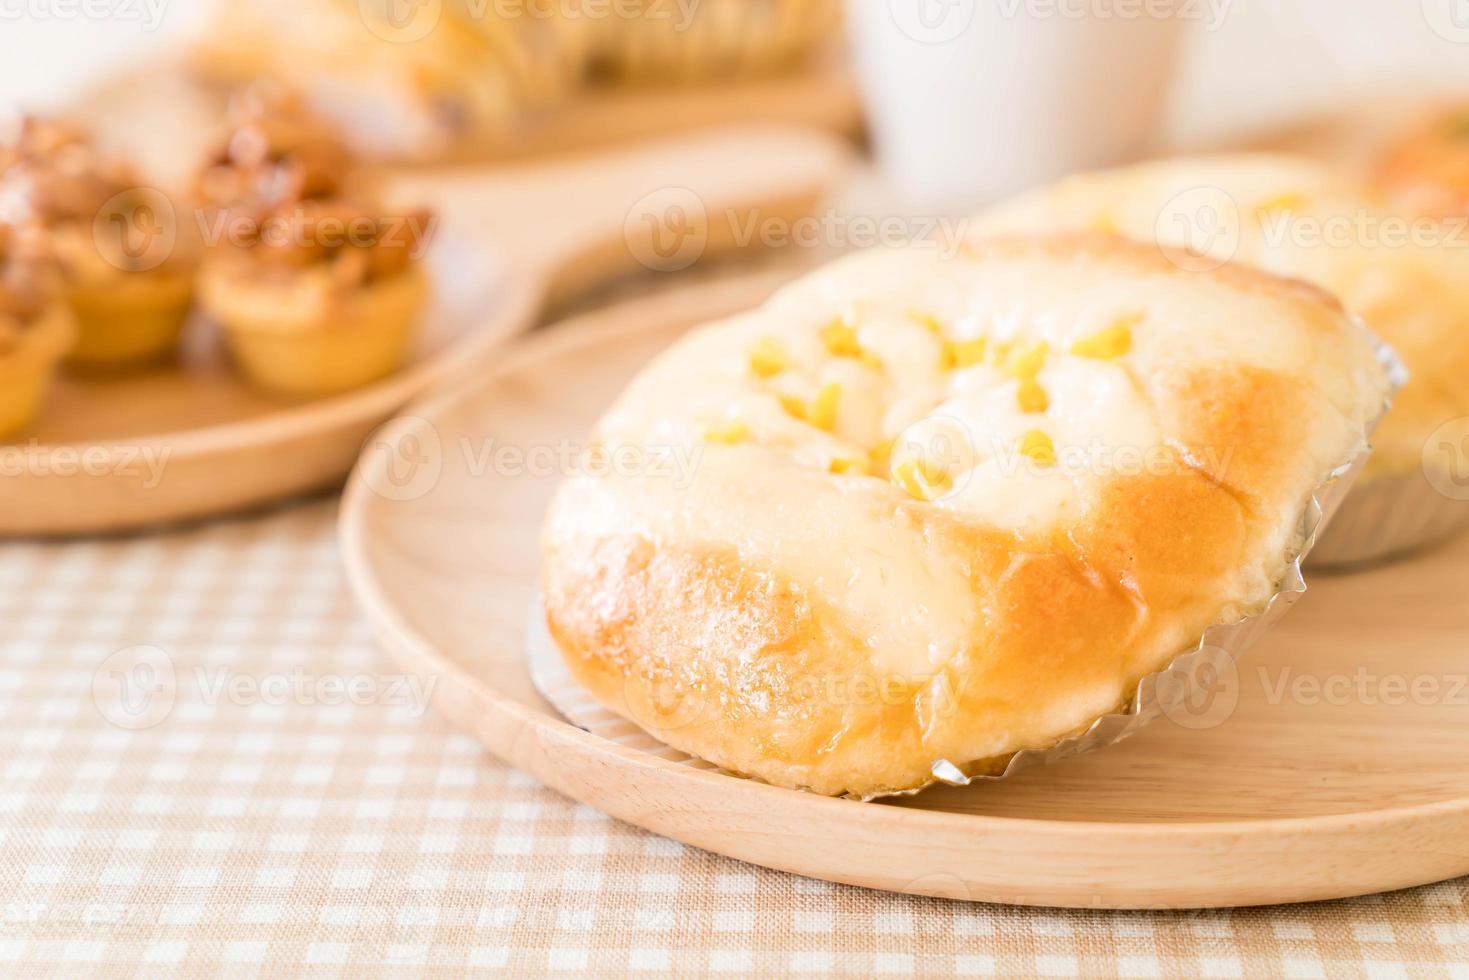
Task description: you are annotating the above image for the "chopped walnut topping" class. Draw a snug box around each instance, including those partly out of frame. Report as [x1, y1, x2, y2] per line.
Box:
[0, 222, 59, 348]
[0, 118, 140, 227]
[213, 197, 433, 288]
[0, 117, 89, 171]
[195, 84, 354, 220]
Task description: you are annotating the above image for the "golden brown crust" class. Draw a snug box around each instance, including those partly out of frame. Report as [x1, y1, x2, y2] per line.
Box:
[542, 234, 1388, 798]
[545, 464, 1252, 797]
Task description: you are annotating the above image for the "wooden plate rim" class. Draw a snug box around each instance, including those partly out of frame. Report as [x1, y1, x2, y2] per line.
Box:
[338, 274, 1469, 905]
[20, 250, 542, 463]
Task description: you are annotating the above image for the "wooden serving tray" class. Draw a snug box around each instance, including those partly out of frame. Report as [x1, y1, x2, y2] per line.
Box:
[338, 269, 1469, 909]
[0, 128, 853, 536]
[70, 59, 863, 180]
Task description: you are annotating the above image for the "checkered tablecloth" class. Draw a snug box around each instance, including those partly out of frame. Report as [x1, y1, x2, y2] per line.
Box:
[2, 500, 1468, 979]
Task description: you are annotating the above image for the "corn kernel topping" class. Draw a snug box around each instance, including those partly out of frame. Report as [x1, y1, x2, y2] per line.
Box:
[704, 419, 749, 444]
[808, 383, 841, 431]
[908, 312, 945, 336]
[821, 319, 862, 357]
[892, 457, 953, 501]
[1018, 430, 1056, 467]
[1017, 379, 1049, 414]
[748, 336, 788, 378]
[942, 337, 987, 371]
[1002, 340, 1049, 380]
[1072, 315, 1137, 360]
[1256, 192, 1307, 213]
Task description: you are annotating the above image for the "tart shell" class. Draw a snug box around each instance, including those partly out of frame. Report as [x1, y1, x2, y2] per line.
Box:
[64, 271, 194, 372]
[201, 263, 427, 396]
[0, 302, 77, 439]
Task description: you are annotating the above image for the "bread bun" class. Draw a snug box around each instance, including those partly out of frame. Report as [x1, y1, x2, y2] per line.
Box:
[541, 234, 1390, 798]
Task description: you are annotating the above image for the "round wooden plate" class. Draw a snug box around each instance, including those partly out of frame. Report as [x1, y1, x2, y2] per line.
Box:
[339, 271, 1469, 909]
[0, 128, 853, 536]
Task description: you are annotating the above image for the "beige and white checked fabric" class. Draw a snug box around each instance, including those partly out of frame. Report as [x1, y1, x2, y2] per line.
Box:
[2, 500, 1469, 979]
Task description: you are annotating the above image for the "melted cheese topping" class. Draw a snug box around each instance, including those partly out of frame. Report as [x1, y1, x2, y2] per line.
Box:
[559, 243, 1384, 679]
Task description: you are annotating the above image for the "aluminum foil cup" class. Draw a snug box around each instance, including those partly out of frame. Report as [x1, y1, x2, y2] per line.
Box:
[1307, 467, 1469, 570]
[1306, 330, 1469, 571]
[528, 331, 1405, 800]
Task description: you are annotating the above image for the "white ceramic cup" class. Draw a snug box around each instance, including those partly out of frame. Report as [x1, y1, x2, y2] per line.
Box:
[847, 0, 1188, 212]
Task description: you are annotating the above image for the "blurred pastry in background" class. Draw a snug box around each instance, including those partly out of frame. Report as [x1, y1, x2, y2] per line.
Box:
[190, 0, 844, 162]
[589, 0, 842, 84]
[0, 118, 196, 371]
[194, 0, 590, 162]
[198, 196, 433, 396]
[1377, 106, 1469, 218]
[0, 223, 75, 438]
[194, 84, 356, 226]
[980, 154, 1469, 565]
